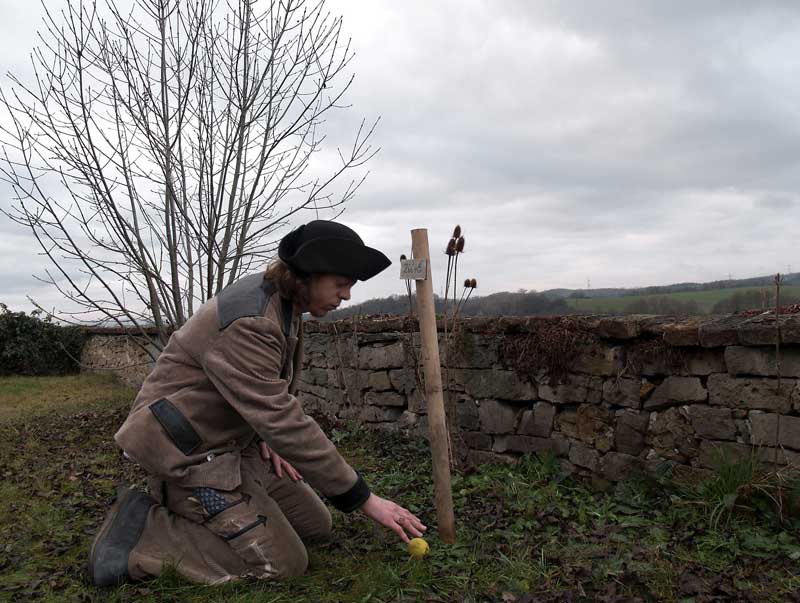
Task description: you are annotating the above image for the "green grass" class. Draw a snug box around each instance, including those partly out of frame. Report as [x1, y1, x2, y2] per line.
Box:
[566, 285, 800, 314]
[0, 373, 136, 422]
[1, 375, 800, 602]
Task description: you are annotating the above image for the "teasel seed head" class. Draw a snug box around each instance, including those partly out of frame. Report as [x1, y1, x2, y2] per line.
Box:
[445, 238, 456, 256]
[464, 278, 471, 288]
[455, 235, 465, 253]
[470, 278, 477, 289]
[453, 224, 462, 238]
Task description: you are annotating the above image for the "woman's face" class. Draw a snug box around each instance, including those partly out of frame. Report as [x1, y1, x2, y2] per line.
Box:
[306, 273, 355, 317]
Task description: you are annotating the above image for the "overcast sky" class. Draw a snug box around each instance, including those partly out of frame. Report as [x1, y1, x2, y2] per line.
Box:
[1, 1, 799, 315]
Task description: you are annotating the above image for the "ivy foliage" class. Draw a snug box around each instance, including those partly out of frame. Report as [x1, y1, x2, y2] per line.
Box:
[0, 304, 88, 375]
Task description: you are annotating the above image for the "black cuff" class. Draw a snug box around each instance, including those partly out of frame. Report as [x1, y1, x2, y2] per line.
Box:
[326, 472, 371, 513]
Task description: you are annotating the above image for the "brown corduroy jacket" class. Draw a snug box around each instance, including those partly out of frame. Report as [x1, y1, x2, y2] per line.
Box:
[115, 274, 368, 512]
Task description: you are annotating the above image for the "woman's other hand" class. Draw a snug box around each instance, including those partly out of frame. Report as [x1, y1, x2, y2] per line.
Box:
[259, 441, 303, 481]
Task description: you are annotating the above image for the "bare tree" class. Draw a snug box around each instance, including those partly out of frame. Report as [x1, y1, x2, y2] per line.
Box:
[0, 0, 377, 354]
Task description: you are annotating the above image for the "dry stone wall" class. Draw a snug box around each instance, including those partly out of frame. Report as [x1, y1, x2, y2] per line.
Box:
[81, 329, 159, 387]
[299, 314, 800, 483]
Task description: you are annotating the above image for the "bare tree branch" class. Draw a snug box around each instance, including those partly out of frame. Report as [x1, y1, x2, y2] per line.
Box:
[1, 0, 376, 348]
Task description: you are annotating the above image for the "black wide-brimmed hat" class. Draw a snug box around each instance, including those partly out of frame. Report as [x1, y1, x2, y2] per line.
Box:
[278, 220, 391, 281]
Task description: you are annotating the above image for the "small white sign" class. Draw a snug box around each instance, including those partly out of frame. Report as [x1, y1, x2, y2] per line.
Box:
[400, 258, 427, 280]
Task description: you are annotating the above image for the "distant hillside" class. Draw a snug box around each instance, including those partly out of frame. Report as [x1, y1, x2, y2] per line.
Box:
[324, 272, 800, 319]
[544, 272, 800, 299]
[566, 285, 800, 315]
[322, 290, 569, 320]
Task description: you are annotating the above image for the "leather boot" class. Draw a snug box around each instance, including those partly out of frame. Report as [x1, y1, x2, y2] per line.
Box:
[89, 486, 155, 587]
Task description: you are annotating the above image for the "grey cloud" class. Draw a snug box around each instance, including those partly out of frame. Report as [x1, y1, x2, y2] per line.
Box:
[3, 1, 800, 311]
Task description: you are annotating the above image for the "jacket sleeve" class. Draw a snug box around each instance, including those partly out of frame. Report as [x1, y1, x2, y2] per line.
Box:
[202, 315, 370, 512]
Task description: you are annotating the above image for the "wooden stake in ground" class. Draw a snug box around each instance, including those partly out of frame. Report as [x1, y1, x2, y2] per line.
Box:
[410, 228, 456, 544]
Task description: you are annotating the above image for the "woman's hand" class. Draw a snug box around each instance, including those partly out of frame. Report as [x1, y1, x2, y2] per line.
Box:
[259, 441, 303, 481]
[360, 493, 427, 543]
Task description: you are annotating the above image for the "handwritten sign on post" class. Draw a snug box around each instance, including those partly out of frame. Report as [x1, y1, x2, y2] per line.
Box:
[400, 258, 427, 280]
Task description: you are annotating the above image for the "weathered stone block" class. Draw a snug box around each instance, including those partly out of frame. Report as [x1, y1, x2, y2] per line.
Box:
[456, 399, 480, 430]
[444, 334, 497, 369]
[601, 451, 643, 481]
[388, 368, 418, 394]
[299, 391, 329, 415]
[326, 368, 367, 397]
[737, 315, 780, 346]
[337, 405, 360, 420]
[493, 434, 569, 457]
[297, 381, 329, 400]
[698, 315, 742, 347]
[478, 400, 520, 434]
[707, 374, 797, 413]
[640, 381, 656, 400]
[648, 407, 698, 463]
[615, 410, 649, 455]
[517, 402, 555, 437]
[575, 404, 614, 452]
[697, 440, 752, 469]
[459, 369, 535, 400]
[573, 345, 625, 376]
[366, 371, 392, 391]
[364, 391, 406, 407]
[749, 412, 800, 450]
[398, 410, 419, 429]
[597, 317, 640, 339]
[303, 367, 328, 386]
[644, 376, 707, 410]
[684, 349, 727, 376]
[688, 405, 736, 441]
[750, 412, 778, 447]
[539, 374, 603, 404]
[602, 378, 640, 409]
[569, 442, 600, 471]
[663, 320, 702, 346]
[725, 346, 800, 378]
[303, 334, 330, 355]
[356, 332, 404, 344]
[782, 316, 800, 344]
[358, 342, 406, 370]
[555, 410, 578, 439]
[360, 406, 403, 422]
[326, 338, 358, 369]
[304, 348, 328, 368]
[462, 431, 492, 451]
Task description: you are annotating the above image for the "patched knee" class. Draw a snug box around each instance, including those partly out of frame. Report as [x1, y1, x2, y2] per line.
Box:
[304, 507, 333, 544]
[271, 541, 308, 579]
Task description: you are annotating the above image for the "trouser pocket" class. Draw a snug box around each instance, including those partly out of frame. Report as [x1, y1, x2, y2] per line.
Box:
[164, 481, 308, 580]
[198, 489, 280, 577]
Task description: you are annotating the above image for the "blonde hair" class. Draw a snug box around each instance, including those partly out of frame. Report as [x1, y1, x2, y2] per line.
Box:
[264, 259, 310, 307]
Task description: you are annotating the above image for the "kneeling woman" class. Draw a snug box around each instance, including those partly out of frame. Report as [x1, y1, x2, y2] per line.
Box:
[89, 220, 426, 586]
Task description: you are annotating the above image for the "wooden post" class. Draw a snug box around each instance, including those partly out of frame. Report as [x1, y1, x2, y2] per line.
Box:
[411, 228, 456, 544]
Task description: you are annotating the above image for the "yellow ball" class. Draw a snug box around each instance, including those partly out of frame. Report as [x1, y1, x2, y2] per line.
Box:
[408, 538, 429, 558]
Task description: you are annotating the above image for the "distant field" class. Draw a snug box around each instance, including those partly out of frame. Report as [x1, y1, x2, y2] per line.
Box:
[565, 285, 800, 314]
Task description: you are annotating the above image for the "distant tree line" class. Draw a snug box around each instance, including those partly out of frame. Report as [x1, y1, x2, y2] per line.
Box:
[320, 284, 800, 321]
[710, 289, 800, 314]
[322, 290, 571, 320]
[628, 274, 799, 297]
